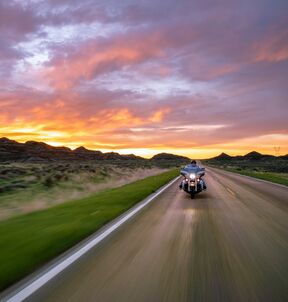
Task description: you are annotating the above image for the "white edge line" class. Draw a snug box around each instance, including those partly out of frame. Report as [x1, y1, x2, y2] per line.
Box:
[4, 176, 181, 302]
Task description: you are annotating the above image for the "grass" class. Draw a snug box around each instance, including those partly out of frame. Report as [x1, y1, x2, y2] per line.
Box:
[0, 162, 178, 219]
[0, 169, 178, 291]
[208, 165, 288, 186]
[226, 169, 288, 186]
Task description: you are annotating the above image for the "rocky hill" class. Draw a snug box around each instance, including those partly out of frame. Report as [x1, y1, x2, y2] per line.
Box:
[211, 152, 232, 160]
[151, 153, 190, 162]
[206, 150, 288, 173]
[0, 138, 144, 162]
[243, 151, 274, 160]
[0, 138, 189, 163]
[208, 151, 283, 161]
[279, 154, 288, 160]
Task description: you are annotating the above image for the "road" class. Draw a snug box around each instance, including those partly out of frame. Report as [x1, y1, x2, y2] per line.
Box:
[23, 168, 288, 301]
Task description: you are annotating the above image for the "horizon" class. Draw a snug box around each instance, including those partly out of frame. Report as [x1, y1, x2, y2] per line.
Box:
[1, 136, 286, 159]
[0, 1, 287, 158]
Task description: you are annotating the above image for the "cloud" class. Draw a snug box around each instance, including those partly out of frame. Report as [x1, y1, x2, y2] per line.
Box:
[0, 2, 41, 39]
[1, 83, 286, 154]
[253, 18, 288, 63]
[42, 24, 196, 89]
[0, 0, 288, 156]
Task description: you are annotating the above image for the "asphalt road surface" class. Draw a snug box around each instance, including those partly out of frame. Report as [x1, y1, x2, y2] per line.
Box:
[26, 168, 288, 302]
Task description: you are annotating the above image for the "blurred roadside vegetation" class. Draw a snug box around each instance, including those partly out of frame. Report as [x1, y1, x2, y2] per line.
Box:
[203, 158, 288, 186]
[0, 169, 179, 291]
[0, 160, 184, 220]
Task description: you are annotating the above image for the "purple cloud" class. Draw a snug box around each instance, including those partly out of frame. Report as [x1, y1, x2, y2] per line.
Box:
[0, 0, 287, 155]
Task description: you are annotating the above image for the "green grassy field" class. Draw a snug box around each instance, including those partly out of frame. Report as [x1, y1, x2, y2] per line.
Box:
[223, 168, 288, 186]
[0, 162, 175, 220]
[203, 157, 288, 187]
[205, 164, 288, 186]
[0, 169, 178, 291]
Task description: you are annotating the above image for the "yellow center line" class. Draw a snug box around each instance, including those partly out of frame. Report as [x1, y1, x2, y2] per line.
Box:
[226, 187, 236, 196]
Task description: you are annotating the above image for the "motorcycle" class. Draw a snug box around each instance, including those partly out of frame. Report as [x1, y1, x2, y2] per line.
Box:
[180, 167, 206, 199]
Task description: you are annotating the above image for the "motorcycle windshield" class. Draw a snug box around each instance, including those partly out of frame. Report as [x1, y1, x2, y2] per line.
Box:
[181, 167, 198, 177]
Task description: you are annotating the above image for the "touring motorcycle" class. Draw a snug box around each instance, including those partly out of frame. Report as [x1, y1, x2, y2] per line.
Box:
[180, 167, 206, 199]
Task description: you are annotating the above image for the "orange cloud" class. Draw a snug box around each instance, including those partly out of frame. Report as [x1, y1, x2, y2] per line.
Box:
[44, 32, 166, 90]
[89, 108, 143, 129]
[89, 107, 170, 130]
[253, 26, 288, 63]
[149, 108, 170, 123]
[0, 100, 173, 151]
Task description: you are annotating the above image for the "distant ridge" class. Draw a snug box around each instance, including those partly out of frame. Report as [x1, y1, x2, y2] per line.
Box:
[151, 153, 190, 162]
[0, 137, 142, 162]
[0, 137, 189, 163]
[73, 146, 94, 153]
[212, 152, 232, 160]
[244, 151, 262, 159]
[208, 151, 285, 161]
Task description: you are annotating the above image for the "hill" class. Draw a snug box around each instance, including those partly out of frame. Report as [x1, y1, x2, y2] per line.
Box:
[151, 153, 190, 162]
[206, 151, 288, 173]
[209, 151, 279, 161]
[211, 152, 232, 160]
[0, 138, 188, 163]
[0, 137, 143, 162]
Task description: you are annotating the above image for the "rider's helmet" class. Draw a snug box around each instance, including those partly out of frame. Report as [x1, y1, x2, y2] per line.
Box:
[191, 160, 197, 165]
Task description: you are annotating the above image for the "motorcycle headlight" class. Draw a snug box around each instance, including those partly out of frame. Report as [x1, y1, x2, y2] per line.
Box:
[190, 173, 196, 180]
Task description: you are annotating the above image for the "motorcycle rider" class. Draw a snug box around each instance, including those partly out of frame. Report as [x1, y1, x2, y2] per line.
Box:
[179, 160, 207, 190]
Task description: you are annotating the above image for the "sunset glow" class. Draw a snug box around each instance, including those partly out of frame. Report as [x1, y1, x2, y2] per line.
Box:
[0, 0, 287, 158]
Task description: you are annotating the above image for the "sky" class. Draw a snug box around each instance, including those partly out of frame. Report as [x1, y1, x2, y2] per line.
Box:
[0, 0, 287, 158]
